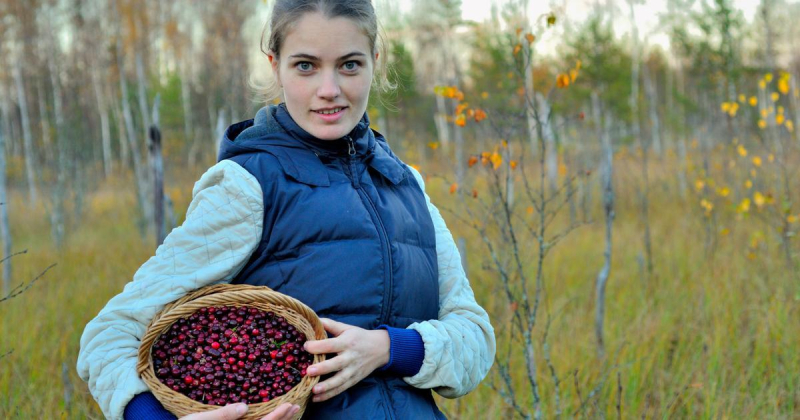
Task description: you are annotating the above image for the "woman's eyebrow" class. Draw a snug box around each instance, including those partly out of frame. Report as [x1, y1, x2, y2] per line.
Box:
[288, 52, 367, 61]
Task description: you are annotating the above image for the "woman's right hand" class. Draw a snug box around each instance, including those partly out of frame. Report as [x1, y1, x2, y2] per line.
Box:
[178, 402, 300, 420]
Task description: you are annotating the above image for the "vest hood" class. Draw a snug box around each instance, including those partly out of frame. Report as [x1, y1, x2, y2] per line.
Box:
[217, 104, 406, 187]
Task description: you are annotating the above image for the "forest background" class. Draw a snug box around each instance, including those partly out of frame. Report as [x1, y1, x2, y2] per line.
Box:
[1, 0, 799, 418]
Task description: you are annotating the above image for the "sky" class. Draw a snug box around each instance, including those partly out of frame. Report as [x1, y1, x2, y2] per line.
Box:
[397, 0, 768, 54]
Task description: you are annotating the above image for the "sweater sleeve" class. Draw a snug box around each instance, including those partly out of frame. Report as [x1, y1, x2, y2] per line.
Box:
[403, 166, 496, 398]
[76, 160, 264, 420]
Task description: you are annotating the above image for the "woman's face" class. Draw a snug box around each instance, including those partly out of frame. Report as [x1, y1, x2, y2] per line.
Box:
[271, 12, 376, 141]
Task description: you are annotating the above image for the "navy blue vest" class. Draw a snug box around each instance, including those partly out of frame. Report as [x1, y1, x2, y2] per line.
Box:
[218, 105, 445, 419]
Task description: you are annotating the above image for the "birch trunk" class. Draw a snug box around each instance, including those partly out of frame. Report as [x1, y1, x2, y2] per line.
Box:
[643, 64, 662, 156]
[180, 60, 193, 143]
[117, 33, 153, 234]
[48, 51, 66, 248]
[434, 94, 450, 152]
[0, 117, 11, 295]
[150, 94, 165, 248]
[91, 67, 113, 178]
[12, 63, 38, 204]
[595, 100, 614, 358]
[36, 80, 54, 164]
[535, 92, 558, 192]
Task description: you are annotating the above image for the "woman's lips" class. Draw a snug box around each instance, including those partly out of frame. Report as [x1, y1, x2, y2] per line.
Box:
[313, 107, 347, 122]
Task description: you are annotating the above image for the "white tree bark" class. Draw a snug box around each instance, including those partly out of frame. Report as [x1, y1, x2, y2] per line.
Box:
[0, 114, 11, 294]
[12, 63, 38, 204]
[535, 92, 558, 192]
[91, 67, 113, 178]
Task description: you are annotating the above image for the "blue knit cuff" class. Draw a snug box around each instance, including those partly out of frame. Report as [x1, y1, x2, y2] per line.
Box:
[376, 325, 425, 377]
[124, 392, 177, 420]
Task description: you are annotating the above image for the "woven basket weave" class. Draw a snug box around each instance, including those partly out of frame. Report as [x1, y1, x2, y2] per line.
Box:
[136, 284, 326, 420]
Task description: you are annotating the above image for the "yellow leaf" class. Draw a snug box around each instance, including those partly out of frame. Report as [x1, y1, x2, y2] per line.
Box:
[525, 33, 535, 44]
[516, 27, 523, 36]
[455, 114, 466, 127]
[449, 183, 458, 194]
[759, 80, 767, 89]
[753, 192, 766, 207]
[786, 121, 794, 132]
[474, 109, 487, 122]
[513, 44, 522, 55]
[737, 198, 751, 213]
[771, 92, 780, 102]
[738, 94, 746, 103]
[765, 73, 773, 82]
[745, 179, 753, 189]
[760, 108, 769, 118]
[749, 96, 758, 106]
[556, 74, 570, 88]
[428, 142, 439, 150]
[776, 114, 785, 125]
[758, 119, 767, 129]
[558, 163, 567, 176]
[468, 156, 478, 168]
[717, 187, 730, 197]
[569, 68, 579, 82]
[510, 160, 518, 170]
[778, 106, 785, 114]
[752, 156, 762, 167]
[721, 102, 731, 112]
[720, 228, 730, 236]
[455, 103, 469, 115]
[695, 179, 705, 191]
[778, 79, 790, 95]
[501, 139, 508, 148]
[481, 91, 489, 99]
[768, 154, 775, 162]
[788, 215, 798, 224]
[750, 169, 757, 178]
[410, 163, 421, 172]
[490, 152, 503, 170]
[526, 206, 534, 215]
[737, 144, 748, 157]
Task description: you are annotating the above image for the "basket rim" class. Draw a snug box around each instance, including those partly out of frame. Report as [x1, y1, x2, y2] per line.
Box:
[136, 284, 326, 419]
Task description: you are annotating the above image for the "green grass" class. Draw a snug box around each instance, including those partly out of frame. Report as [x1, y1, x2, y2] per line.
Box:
[0, 153, 798, 419]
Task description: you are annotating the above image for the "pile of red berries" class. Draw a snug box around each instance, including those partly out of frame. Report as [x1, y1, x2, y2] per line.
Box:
[151, 305, 314, 405]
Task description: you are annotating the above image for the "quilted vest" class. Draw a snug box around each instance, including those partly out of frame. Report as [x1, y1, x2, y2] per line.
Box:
[217, 105, 445, 419]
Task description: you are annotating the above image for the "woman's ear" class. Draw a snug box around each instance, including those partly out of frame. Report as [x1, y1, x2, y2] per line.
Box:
[268, 53, 282, 88]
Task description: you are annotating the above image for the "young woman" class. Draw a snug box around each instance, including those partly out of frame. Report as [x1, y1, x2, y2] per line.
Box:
[77, 1, 495, 419]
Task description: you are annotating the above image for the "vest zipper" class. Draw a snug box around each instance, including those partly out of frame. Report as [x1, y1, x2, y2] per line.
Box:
[343, 135, 394, 327]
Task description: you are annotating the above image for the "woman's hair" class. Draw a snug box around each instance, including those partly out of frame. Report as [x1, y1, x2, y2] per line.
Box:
[252, 0, 393, 104]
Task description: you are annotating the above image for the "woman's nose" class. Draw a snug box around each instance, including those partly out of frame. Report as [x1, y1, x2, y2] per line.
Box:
[317, 71, 341, 100]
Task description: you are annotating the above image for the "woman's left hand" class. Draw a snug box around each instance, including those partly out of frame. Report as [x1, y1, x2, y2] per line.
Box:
[303, 318, 390, 403]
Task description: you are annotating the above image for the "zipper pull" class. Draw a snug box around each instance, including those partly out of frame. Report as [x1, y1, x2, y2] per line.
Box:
[346, 136, 356, 157]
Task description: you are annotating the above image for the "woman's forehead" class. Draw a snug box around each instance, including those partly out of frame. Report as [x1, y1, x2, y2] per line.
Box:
[281, 12, 372, 58]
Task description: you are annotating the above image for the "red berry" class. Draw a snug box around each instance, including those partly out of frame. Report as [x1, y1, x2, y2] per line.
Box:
[211, 342, 220, 350]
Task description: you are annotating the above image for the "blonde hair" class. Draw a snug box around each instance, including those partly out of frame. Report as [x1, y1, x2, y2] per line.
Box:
[250, 0, 394, 104]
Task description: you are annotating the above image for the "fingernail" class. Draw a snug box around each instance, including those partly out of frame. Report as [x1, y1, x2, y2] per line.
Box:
[292, 405, 301, 414]
[235, 403, 248, 415]
[313, 385, 322, 393]
[307, 367, 316, 375]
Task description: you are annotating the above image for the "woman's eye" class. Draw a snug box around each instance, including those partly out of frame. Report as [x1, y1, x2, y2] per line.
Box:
[343, 61, 360, 71]
[296, 62, 313, 71]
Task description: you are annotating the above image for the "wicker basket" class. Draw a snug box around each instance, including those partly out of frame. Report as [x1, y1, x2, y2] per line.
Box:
[136, 284, 326, 419]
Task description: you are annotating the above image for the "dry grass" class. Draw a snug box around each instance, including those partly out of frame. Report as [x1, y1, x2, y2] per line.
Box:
[0, 151, 798, 419]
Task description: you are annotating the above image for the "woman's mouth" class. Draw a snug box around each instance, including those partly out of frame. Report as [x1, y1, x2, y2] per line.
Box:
[313, 107, 347, 122]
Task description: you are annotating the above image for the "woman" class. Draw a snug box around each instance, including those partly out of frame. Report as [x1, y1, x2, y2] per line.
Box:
[77, 1, 495, 419]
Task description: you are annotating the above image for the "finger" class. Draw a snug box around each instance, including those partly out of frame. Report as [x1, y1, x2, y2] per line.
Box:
[311, 366, 352, 395]
[261, 403, 300, 420]
[312, 372, 360, 403]
[319, 318, 352, 336]
[303, 336, 345, 355]
[305, 352, 350, 377]
[179, 403, 248, 420]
